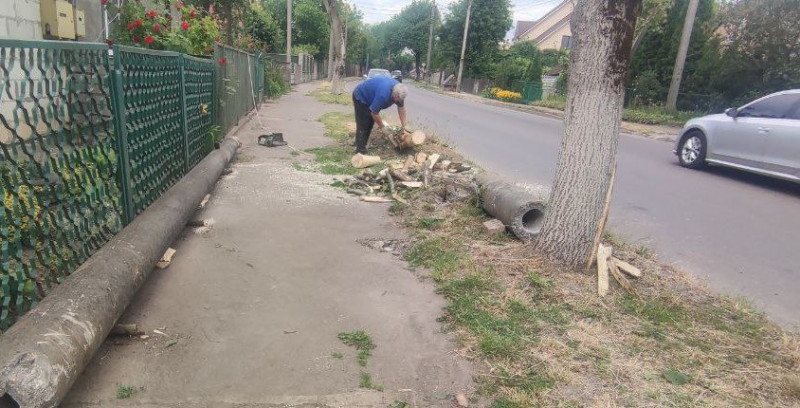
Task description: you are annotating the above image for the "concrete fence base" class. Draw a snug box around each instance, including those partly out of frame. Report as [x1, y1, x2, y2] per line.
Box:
[0, 138, 239, 408]
[476, 173, 550, 242]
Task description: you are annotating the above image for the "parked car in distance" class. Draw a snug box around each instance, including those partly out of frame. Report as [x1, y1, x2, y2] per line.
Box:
[391, 70, 403, 82]
[365, 69, 391, 79]
[674, 89, 800, 182]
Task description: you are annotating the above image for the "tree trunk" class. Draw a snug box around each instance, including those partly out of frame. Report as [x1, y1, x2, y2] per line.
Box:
[414, 51, 422, 80]
[327, 31, 335, 79]
[630, 12, 654, 57]
[224, 3, 233, 46]
[322, 0, 345, 94]
[534, 0, 641, 270]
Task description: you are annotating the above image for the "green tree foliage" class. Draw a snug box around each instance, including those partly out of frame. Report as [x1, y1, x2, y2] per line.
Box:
[439, 0, 512, 78]
[243, 2, 284, 52]
[629, 0, 716, 107]
[382, 1, 439, 78]
[491, 42, 543, 91]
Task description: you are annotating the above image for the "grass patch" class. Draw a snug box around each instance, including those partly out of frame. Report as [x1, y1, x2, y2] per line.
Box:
[532, 96, 701, 126]
[378, 138, 800, 407]
[116, 384, 144, 399]
[331, 351, 344, 359]
[295, 111, 360, 175]
[359, 372, 384, 391]
[308, 82, 352, 105]
[338, 330, 376, 367]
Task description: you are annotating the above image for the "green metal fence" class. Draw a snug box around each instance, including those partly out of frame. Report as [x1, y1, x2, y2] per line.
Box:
[0, 39, 252, 331]
[214, 44, 264, 135]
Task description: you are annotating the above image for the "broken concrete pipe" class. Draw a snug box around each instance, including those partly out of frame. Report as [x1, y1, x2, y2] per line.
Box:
[475, 173, 549, 241]
[0, 138, 239, 408]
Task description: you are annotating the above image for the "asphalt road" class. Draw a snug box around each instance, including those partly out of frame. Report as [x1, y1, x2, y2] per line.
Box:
[397, 83, 800, 328]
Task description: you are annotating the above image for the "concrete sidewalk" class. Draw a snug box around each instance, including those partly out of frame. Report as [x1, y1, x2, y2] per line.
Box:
[63, 82, 473, 407]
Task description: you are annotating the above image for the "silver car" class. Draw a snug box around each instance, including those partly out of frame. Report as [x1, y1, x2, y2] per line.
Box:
[674, 89, 800, 182]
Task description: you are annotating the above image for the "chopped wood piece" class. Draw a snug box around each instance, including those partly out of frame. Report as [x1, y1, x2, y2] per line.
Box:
[427, 153, 441, 170]
[386, 170, 396, 194]
[415, 152, 428, 163]
[609, 259, 637, 294]
[156, 248, 177, 269]
[402, 155, 414, 171]
[455, 394, 469, 407]
[187, 219, 208, 228]
[400, 181, 423, 188]
[199, 194, 211, 209]
[612, 257, 642, 277]
[440, 160, 452, 169]
[390, 169, 413, 182]
[392, 193, 410, 205]
[597, 244, 612, 297]
[351, 154, 382, 169]
[360, 196, 393, 203]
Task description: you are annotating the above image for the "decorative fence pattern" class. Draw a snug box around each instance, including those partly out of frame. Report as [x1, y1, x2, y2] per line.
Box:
[0, 39, 260, 331]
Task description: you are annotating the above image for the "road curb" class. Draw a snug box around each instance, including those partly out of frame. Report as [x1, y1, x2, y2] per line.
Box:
[0, 137, 240, 408]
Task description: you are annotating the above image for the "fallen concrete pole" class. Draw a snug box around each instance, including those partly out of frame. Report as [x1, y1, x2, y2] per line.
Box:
[0, 138, 239, 408]
[476, 173, 549, 241]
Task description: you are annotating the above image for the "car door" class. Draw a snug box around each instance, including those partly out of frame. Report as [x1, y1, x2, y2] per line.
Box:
[759, 94, 800, 177]
[713, 93, 796, 168]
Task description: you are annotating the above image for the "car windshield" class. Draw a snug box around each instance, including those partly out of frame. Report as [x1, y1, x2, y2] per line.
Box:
[392, 71, 401, 76]
[368, 69, 391, 78]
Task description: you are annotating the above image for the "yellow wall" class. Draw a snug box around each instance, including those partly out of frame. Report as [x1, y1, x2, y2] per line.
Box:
[537, 23, 572, 50]
[520, 0, 574, 44]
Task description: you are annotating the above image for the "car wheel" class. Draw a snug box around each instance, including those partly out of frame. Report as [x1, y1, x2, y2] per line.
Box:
[678, 130, 707, 169]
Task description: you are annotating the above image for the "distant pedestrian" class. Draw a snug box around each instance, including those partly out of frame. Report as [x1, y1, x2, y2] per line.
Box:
[351, 76, 408, 154]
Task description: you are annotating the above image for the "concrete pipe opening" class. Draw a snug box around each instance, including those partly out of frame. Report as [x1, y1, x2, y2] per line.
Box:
[521, 208, 545, 235]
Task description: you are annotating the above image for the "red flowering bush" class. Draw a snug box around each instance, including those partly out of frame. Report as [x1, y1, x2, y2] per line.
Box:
[110, 0, 220, 55]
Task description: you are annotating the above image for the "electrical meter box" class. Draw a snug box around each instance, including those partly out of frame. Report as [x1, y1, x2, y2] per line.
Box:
[40, 0, 76, 40]
[75, 9, 86, 37]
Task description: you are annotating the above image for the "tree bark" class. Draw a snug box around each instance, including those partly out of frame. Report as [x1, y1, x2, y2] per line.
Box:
[535, 0, 641, 270]
[322, 0, 346, 94]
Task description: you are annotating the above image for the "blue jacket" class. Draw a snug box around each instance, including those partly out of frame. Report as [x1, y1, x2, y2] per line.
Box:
[353, 76, 403, 113]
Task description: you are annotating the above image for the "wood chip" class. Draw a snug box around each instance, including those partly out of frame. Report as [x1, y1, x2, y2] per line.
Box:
[610, 259, 638, 295]
[360, 196, 393, 203]
[156, 248, 177, 269]
[427, 153, 441, 170]
[612, 257, 642, 277]
[402, 155, 414, 171]
[415, 152, 428, 163]
[399, 181, 423, 188]
[199, 194, 211, 209]
[597, 244, 612, 297]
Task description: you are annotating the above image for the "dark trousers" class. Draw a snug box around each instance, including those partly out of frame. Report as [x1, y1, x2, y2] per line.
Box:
[352, 94, 374, 154]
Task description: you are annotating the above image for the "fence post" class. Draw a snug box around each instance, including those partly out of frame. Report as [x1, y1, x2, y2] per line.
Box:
[110, 46, 135, 224]
[179, 55, 190, 174]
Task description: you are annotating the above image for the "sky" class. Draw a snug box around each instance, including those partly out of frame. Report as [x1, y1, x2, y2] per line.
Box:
[349, 0, 565, 29]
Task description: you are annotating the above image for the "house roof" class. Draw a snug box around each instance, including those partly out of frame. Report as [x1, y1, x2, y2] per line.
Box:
[513, 20, 538, 41]
[517, 0, 574, 42]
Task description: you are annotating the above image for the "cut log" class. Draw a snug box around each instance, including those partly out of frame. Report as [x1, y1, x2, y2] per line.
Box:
[402, 155, 414, 172]
[427, 154, 441, 170]
[351, 154, 382, 169]
[612, 257, 642, 277]
[440, 160, 451, 170]
[400, 181, 423, 188]
[597, 244, 612, 297]
[156, 248, 177, 269]
[360, 196, 393, 203]
[386, 170, 396, 194]
[392, 193, 410, 205]
[415, 152, 428, 163]
[390, 169, 413, 182]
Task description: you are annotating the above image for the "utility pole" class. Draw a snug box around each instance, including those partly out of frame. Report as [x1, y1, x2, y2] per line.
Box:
[666, 0, 699, 110]
[455, 0, 473, 93]
[425, 0, 435, 82]
[287, 0, 293, 83]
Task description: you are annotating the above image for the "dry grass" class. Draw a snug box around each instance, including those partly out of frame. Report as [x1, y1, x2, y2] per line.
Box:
[302, 111, 800, 407]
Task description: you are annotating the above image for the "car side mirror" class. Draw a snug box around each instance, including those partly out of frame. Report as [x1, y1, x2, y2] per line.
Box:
[725, 108, 738, 118]
[363, 74, 367, 78]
